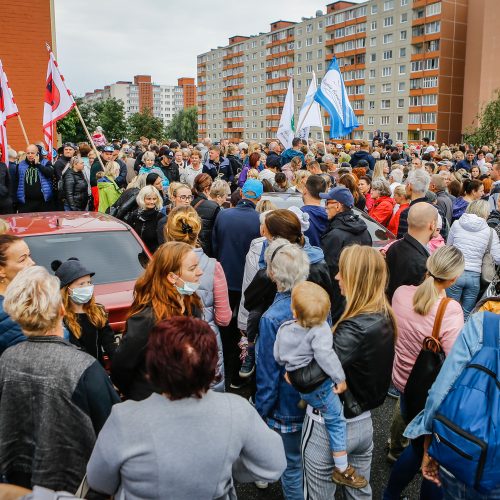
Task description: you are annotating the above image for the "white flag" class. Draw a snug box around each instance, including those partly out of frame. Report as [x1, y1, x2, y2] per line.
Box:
[297, 72, 322, 140]
[43, 50, 75, 160]
[0, 59, 19, 163]
[277, 78, 294, 150]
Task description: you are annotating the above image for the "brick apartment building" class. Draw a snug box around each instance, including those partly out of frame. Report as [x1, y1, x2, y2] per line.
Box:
[197, 0, 500, 144]
[0, 0, 56, 151]
[83, 76, 197, 128]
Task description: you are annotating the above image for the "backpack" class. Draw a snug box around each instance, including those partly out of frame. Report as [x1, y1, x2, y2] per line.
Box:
[428, 311, 500, 493]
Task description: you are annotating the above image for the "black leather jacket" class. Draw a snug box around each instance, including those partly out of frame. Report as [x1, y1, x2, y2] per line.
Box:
[334, 312, 395, 418]
[192, 194, 220, 258]
[62, 169, 89, 210]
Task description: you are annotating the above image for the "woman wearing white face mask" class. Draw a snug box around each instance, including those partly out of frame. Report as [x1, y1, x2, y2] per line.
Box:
[52, 258, 116, 365]
[111, 242, 204, 400]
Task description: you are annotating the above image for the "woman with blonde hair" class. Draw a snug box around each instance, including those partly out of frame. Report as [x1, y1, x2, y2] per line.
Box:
[385, 245, 465, 500]
[111, 241, 204, 400]
[302, 245, 396, 498]
[292, 169, 312, 194]
[62, 156, 89, 211]
[372, 159, 390, 181]
[52, 257, 116, 365]
[127, 185, 164, 253]
[97, 161, 122, 213]
[164, 206, 231, 392]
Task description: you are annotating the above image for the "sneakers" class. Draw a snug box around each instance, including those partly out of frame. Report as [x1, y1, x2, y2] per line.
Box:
[229, 375, 250, 390]
[387, 385, 400, 399]
[254, 481, 268, 489]
[239, 346, 255, 378]
[332, 465, 368, 489]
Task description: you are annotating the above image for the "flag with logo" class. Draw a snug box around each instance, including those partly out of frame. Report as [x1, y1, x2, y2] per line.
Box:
[314, 57, 359, 139]
[296, 72, 323, 140]
[43, 50, 75, 161]
[277, 78, 295, 149]
[0, 60, 19, 163]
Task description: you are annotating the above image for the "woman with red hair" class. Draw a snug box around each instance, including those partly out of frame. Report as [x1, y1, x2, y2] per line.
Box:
[88, 317, 286, 499]
[111, 241, 203, 400]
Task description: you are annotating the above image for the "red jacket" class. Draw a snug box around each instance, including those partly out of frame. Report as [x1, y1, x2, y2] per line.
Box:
[369, 196, 396, 228]
[388, 202, 409, 235]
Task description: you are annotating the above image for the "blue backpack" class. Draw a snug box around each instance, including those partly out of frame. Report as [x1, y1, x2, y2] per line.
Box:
[428, 312, 500, 493]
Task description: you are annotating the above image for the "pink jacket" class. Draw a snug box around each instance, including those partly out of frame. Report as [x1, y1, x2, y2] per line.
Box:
[391, 285, 464, 393]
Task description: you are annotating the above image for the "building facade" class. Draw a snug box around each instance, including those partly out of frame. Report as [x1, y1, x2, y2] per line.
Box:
[198, 0, 497, 145]
[82, 75, 196, 128]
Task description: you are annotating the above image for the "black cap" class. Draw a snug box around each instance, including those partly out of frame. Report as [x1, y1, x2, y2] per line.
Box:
[266, 155, 281, 168]
[51, 258, 94, 288]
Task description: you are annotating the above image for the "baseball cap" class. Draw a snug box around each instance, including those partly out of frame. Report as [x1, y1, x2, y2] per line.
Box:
[266, 155, 281, 168]
[336, 144, 343, 150]
[63, 142, 76, 150]
[242, 179, 263, 199]
[102, 145, 114, 153]
[319, 186, 354, 208]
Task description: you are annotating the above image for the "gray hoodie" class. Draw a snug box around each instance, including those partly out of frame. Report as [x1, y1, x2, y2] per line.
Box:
[274, 320, 345, 384]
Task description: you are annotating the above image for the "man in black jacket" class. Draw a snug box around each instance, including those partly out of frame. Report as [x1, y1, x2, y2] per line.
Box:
[386, 203, 437, 301]
[320, 186, 372, 322]
[156, 147, 179, 184]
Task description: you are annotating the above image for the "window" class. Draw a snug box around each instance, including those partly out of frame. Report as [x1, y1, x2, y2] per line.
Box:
[371, 4, 378, 14]
[317, 62, 323, 71]
[317, 35, 323, 43]
[380, 116, 390, 125]
[398, 82, 405, 91]
[368, 85, 376, 94]
[426, 21, 441, 35]
[383, 33, 393, 44]
[423, 76, 438, 88]
[384, 16, 394, 27]
[306, 51, 313, 61]
[384, 0, 394, 10]
[398, 98, 404, 108]
[397, 131, 403, 141]
[296, 40, 302, 49]
[370, 37, 377, 46]
[400, 30, 407, 40]
[383, 50, 393, 60]
[369, 69, 376, 78]
[381, 99, 391, 109]
[399, 47, 406, 57]
[382, 66, 392, 77]
[306, 65, 313, 73]
[306, 24, 313, 33]
[370, 53, 377, 62]
[382, 83, 392, 92]
[317, 49, 323, 58]
[368, 116, 375, 125]
[371, 21, 377, 30]
[426, 2, 442, 16]
[306, 38, 313, 46]
[423, 94, 438, 105]
[400, 13, 408, 23]
[421, 112, 436, 124]
[297, 54, 302, 62]
[297, 67, 302, 75]
[399, 64, 406, 75]
[401, 0, 408, 5]
[369, 101, 375, 109]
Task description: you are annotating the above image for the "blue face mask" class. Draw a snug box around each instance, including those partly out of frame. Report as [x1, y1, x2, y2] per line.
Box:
[70, 285, 94, 304]
[175, 277, 200, 296]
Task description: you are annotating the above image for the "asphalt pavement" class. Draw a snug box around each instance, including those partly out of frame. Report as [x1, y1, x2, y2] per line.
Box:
[231, 389, 421, 500]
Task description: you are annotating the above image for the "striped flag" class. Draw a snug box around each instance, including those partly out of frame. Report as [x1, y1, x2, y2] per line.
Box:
[0, 59, 19, 163]
[314, 57, 359, 139]
[43, 50, 75, 161]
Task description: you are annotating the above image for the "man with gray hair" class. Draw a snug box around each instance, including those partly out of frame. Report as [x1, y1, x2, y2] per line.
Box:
[397, 169, 431, 238]
[386, 203, 438, 300]
[429, 174, 453, 227]
[389, 168, 404, 195]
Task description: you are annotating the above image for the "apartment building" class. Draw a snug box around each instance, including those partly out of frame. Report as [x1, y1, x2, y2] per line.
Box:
[83, 76, 195, 128]
[198, 0, 494, 145]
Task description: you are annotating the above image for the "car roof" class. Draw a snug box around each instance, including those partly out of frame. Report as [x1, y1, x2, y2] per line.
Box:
[3, 211, 130, 237]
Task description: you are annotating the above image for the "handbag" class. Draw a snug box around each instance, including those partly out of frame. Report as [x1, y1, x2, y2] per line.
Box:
[403, 297, 450, 424]
[287, 358, 328, 394]
[481, 228, 496, 283]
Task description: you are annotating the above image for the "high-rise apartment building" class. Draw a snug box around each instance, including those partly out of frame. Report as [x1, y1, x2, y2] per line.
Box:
[197, 0, 498, 144]
[82, 75, 196, 127]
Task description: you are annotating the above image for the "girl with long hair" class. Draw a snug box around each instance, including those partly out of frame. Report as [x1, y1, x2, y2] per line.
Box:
[111, 241, 203, 400]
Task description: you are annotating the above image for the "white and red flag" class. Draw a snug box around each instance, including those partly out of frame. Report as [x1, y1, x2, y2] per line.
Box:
[0, 59, 19, 163]
[43, 49, 75, 160]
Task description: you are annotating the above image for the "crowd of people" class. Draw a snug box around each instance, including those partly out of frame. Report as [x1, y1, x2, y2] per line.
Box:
[0, 132, 499, 499]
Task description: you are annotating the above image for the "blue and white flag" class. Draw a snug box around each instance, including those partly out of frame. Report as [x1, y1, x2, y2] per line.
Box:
[314, 57, 359, 139]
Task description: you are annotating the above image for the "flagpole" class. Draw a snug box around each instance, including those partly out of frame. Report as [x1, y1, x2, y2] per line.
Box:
[73, 104, 105, 171]
[319, 107, 327, 154]
[16, 115, 29, 146]
[295, 100, 315, 137]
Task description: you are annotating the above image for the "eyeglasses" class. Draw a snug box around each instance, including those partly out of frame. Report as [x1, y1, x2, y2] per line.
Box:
[178, 195, 194, 201]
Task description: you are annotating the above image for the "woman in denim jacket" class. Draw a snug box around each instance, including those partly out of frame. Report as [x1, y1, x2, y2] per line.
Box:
[255, 238, 310, 500]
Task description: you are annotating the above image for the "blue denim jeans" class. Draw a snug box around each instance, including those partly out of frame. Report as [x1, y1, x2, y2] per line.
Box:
[446, 270, 481, 320]
[440, 467, 500, 500]
[300, 379, 345, 453]
[279, 430, 303, 500]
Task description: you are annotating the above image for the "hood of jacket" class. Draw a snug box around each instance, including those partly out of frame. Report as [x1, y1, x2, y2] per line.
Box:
[458, 213, 488, 232]
[350, 150, 371, 162]
[302, 238, 325, 264]
[374, 196, 396, 208]
[452, 197, 469, 219]
[328, 210, 368, 235]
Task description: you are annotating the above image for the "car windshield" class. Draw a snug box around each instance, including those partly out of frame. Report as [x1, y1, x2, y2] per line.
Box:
[25, 231, 147, 285]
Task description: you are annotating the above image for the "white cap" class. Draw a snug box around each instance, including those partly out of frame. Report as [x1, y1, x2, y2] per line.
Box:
[425, 146, 436, 153]
[287, 206, 310, 233]
[238, 142, 249, 150]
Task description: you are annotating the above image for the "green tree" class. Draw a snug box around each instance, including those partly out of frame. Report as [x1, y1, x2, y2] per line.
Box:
[128, 109, 165, 142]
[92, 98, 127, 140]
[463, 89, 500, 148]
[165, 107, 198, 143]
[57, 98, 94, 143]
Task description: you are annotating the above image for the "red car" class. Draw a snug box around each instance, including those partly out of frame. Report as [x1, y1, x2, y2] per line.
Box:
[4, 212, 151, 332]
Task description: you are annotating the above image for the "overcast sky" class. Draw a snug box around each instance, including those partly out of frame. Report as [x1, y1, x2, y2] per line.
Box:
[54, 0, 359, 96]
